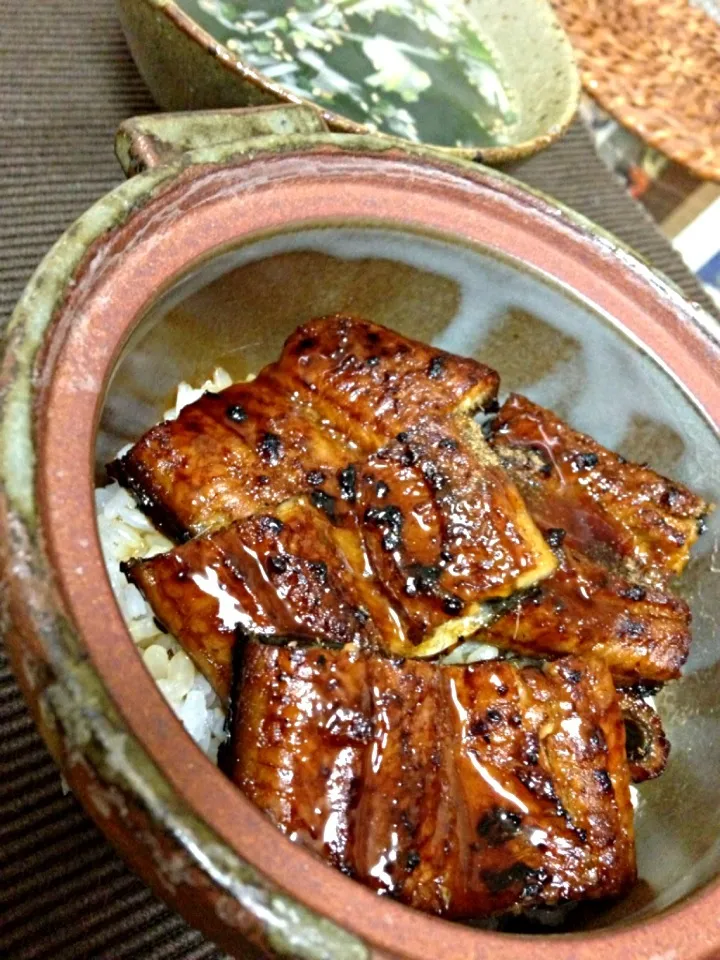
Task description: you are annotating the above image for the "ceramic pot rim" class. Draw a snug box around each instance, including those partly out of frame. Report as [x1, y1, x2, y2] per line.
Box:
[3, 140, 720, 960]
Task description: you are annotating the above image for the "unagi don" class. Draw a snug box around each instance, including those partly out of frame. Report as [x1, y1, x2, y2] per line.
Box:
[110, 316, 711, 919]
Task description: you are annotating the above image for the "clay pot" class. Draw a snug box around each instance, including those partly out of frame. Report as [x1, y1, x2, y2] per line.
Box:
[1, 107, 719, 959]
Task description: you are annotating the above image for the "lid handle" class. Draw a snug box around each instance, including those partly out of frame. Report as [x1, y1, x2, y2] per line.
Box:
[115, 104, 329, 176]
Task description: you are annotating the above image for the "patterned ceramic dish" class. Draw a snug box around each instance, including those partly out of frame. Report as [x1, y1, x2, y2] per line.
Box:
[552, 0, 720, 182]
[115, 0, 580, 164]
[1, 107, 720, 959]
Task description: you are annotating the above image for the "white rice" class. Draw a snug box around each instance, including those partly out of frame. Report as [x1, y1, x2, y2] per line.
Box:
[441, 638, 499, 665]
[96, 368, 233, 762]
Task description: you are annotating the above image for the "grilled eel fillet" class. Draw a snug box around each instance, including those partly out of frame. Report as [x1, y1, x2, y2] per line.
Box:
[483, 394, 710, 686]
[230, 643, 636, 919]
[108, 315, 502, 541]
[489, 394, 709, 585]
[116, 317, 557, 659]
[123, 498, 394, 704]
[482, 544, 692, 686]
[355, 416, 555, 646]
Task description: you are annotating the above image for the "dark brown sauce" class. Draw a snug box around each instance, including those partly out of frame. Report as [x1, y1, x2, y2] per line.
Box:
[110, 316, 711, 923]
[116, 317, 554, 662]
[483, 546, 691, 685]
[231, 645, 636, 918]
[490, 393, 707, 584]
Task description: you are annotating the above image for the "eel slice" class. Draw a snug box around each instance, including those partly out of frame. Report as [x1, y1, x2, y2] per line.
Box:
[489, 394, 709, 585]
[231, 645, 636, 919]
[232, 642, 372, 872]
[124, 498, 384, 703]
[482, 544, 691, 685]
[272, 314, 499, 447]
[356, 416, 556, 651]
[108, 315, 499, 540]
[107, 374, 354, 541]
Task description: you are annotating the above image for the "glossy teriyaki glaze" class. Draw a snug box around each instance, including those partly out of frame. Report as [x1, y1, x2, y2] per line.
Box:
[109, 315, 498, 539]
[115, 315, 555, 661]
[274, 315, 498, 445]
[231, 644, 635, 918]
[490, 394, 708, 585]
[124, 498, 381, 703]
[356, 415, 554, 647]
[483, 544, 691, 686]
[109, 316, 711, 923]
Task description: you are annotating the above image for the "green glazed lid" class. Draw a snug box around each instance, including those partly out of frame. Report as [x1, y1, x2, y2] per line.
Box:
[115, 0, 580, 164]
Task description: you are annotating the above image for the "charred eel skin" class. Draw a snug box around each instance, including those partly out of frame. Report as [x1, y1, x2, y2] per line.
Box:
[231, 643, 636, 920]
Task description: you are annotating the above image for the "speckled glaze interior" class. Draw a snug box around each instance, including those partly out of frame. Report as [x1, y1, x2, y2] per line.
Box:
[99, 222, 720, 930]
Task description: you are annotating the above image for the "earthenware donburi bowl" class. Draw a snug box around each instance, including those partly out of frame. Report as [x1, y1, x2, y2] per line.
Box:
[114, 0, 580, 164]
[2, 108, 720, 959]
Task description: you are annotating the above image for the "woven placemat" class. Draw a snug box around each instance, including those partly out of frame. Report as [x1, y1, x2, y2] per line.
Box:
[0, 3, 716, 958]
[552, 0, 720, 182]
